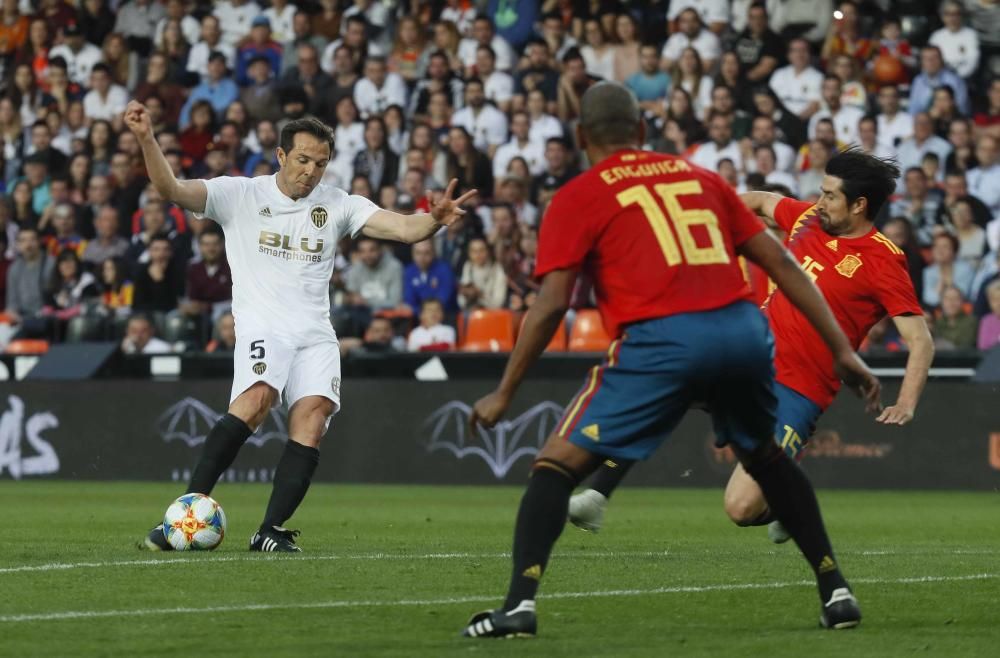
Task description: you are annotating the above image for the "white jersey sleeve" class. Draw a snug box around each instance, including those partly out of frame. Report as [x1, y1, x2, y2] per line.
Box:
[200, 176, 252, 226]
[329, 188, 381, 239]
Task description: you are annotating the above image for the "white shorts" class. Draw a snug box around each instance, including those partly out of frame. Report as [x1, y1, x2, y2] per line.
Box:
[231, 327, 342, 416]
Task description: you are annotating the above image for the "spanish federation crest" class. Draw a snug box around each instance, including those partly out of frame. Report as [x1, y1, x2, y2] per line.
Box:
[835, 254, 863, 278]
[310, 205, 328, 229]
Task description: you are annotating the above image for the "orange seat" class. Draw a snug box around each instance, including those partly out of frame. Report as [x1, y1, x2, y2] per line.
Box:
[519, 313, 567, 351]
[4, 339, 50, 355]
[461, 309, 516, 352]
[568, 309, 612, 352]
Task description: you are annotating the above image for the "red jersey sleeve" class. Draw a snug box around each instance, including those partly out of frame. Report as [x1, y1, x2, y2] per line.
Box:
[534, 187, 598, 279]
[772, 197, 815, 233]
[873, 252, 924, 317]
[718, 178, 767, 246]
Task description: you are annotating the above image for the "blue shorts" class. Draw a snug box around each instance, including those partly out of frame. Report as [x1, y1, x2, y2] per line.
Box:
[559, 301, 777, 460]
[773, 382, 823, 460]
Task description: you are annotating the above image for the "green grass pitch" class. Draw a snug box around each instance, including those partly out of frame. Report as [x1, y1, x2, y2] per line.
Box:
[2, 482, 998, 657]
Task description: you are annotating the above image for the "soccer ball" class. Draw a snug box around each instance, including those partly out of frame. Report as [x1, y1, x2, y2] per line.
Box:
[163, 493, 227, 551]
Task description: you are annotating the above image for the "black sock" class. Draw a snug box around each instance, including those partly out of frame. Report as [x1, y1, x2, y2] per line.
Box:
[186, 413, 254, 495]
[261, 440, 320, 530]
[744, 450, 848, 602]
[745, 508, 775, 527]
[503, 462, 576, 611]
[589, 459, 635, 499]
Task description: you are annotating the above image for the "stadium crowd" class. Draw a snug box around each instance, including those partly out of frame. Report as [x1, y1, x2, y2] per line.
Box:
[2, 0, 1000, 356]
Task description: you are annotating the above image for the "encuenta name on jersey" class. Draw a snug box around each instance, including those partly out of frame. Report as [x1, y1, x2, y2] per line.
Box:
[258, 230, 325, 263]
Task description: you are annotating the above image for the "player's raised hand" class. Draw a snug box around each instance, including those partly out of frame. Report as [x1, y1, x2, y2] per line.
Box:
[430, 178, 478, 227]
[469, 390, 511, 431]
[124, 101, 153, 140]
[876, 404, 915, 425]
[834, 350, 882, 414]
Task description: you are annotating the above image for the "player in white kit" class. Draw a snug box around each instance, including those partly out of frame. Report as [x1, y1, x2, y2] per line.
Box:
[124, 101, 477, 552]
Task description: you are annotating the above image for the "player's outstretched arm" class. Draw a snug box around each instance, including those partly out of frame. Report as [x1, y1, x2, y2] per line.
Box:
[124, 101, 207, 214]
[878, 315, 934, 425]
[469, 269, 576, 430]
[363, 179, 477, 243]
[739, 191, 784, 226]
[738, 231, 882, 412]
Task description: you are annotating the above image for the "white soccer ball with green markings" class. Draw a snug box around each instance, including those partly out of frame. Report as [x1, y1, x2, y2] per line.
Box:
[163, 493, 227, 550]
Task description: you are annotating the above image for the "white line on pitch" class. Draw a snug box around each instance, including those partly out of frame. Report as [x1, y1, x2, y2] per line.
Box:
[0, 573, 994, 624]
[1, 547, 996, 576]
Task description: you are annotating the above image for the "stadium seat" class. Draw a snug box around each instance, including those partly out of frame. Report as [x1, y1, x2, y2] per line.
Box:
[65, 316, 106, 343]
[568, 309, 612, 352]
[461, 309, 516, 352]
[519, 313, 567, 352]
[4, 339, 50, 355]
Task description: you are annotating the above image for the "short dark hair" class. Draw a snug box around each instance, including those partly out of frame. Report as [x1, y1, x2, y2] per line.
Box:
[579, 81, 641, 147]
[825, 147, 901, 220]
[279, 117, 334, 156]
[91, 62, 111, 76]
[934, 231, 959, 252]
[562, 46, 584, 65]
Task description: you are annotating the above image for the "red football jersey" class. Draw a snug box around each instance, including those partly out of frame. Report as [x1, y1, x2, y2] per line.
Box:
[535, 150, 765, 336]
[765, 198, 923, 409]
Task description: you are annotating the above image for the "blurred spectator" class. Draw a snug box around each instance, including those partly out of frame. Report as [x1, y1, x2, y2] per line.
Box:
[403, 239, 456, 313]
[475, 44, 513, 114]
[875, 85, 913, 150]
[580, 18, 615, 82]
[496, 175, 537, 227]
[155, 0, 200, 48]
[821, 1, 873, 65]
[187, 16, 236, 80]
[43, 204, 86, 258]
[745, 115, 795, 173]
[934, 285, 977, 350]
[661, 8, 720, 73]
[9, 180, 39, 228]
[345, 237, 403, 312]
[671, 47, 713, 120]
[445, 125, 492, 198]
[214, 0, 261, 49]
[180, 53, 238, 129]
[626, 44, 672, 117]
[909, 45, 969, 117]
[83, 63, 129, 124]
[406, 298, 456, 352]
[881, 216, 925, 301]
[98, 256, 133, 318]
[280, 43, 332, 119]
[895, 113, 952, 189]
[4, 227, 53, 333]
[928, 86, 961, 139]
[340, 316, 404, 355]
[830, 54, 866, 112]
[556, 47, 600, 124]
[857, 116, 895, 161]
[433, 210, 480, 274]
[120, 313, 171, 353]
[889, 167, 943, 246]
[43, 249, 98, 323]
[974, 78, 1000, 138]
[180, 101, 218, 160]
[240, 56, 282, 123]
[508, 225, 539, 312]
[458, 237, 506, 310]
[752, 145, 798, 195]
[236, 16, 282, 86]
[797, 139, 831, 200]
[770, 38, 823, 121]
[532, 136, 577, 206]
[966, 135, 1000, 215]
[493, 110, 545, 181]
[943, 118, 978, 175]
[977, 281, 1000, 351]
[353, 116, 398, 192]
[354, 55, 406, 119]
[205, 310, 237, 353]
[972, 251, 1000, 317]
[242, 119, 280, 176]
[281, 11, 326, 75]
[452, 77, 508, 158]
[945, 199, 987, 266]
[808, 75, 863, 145]
[132, 234, 182, 313]
[178, 227, 232, 322]
[936, 172, 992, 229]
[40, 57, 84, 122]
[27, 120, 68, 177]
[78, 0, 115, 49]
[458, 15, 513, 74]
[113, 0, 165, 57]
[691, 113, 743, 173]
[514, 38, 559, 110]
[733, 2, 783, 84]
[923, 232, 975, 308]
[48, 23, 102, 87]
[526, 88, 563, 146]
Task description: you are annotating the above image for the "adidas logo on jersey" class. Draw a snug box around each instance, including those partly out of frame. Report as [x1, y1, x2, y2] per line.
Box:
[259, 206, 272, 217]
[825, 240, 838, 251]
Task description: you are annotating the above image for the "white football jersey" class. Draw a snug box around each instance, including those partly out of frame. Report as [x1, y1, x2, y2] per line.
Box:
[198, 175, 379, 344]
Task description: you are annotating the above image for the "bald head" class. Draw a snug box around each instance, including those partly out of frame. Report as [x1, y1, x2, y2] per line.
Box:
[580, 82, 641, 147]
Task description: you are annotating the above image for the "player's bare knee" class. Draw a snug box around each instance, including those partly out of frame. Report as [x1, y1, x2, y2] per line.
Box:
[230, 383, 277, 429]
[724, 493, 765, 526]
